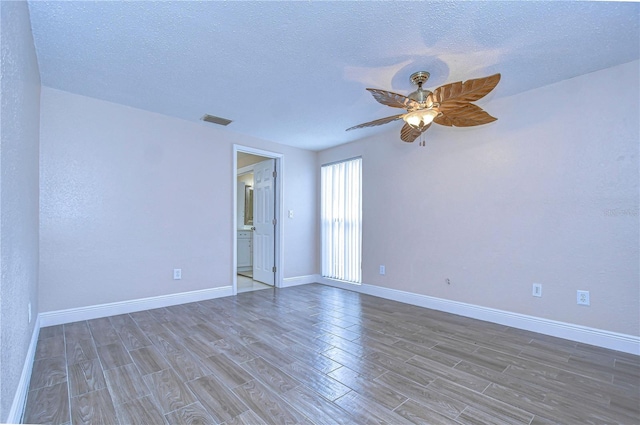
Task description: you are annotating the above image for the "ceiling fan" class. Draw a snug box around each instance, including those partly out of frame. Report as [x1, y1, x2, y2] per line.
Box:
[346, 71, 501, 144]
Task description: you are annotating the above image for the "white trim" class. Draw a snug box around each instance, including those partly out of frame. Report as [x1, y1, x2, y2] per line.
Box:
[318, 278, 640, 356]
[39, 286, 232, 327]
[233, 145, 284, 294]
[282, 275, 319, 288]
[7, 316, 40, 424]
[237, 164, 254, 176]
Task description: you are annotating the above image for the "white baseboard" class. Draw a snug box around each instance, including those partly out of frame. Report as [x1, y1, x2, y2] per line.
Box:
[39, 286, 233, 327]
[7, 315, 40, 424]
[282, 274, 319, 288]
[318, 278, 640, 356]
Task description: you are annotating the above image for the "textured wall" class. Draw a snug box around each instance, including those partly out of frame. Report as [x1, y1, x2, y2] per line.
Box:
[0, 1, 41, 421]
[39, 87, 316, 312]
[318, 61, 639, 336]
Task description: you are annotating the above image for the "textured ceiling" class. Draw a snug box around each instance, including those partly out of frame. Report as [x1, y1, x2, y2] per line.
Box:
[28, 1, 639, 151]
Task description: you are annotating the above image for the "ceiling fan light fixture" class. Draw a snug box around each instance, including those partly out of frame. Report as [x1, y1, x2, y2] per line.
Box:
[404, 108, 439, 129]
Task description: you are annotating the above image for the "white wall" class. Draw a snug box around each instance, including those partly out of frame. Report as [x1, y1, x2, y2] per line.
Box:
[0, 1, 41, 421]
[39, 87, 317, 312]
[318, 61, 639, 336]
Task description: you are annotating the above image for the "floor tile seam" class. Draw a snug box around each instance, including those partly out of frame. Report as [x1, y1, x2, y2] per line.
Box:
[372, 370, 438, 403]
[327, 367, 361, 393]
[240, 366, 303, 395]
[451, 403, 470, 422]
[530, 395, 624, 425]
[524, 373, 616, 408]
[229, 377, 296, 417]
[456, 356, 511, 375]
[108, 381, 155, 410]
[146, 367, 201, 416]
[539, 385, 622, 413]
[452, 359, 509, 382]
[503, 352, 597, 382]
[564, 352, 618, 368]
[611, 359, 640, 374]
[321, 320, 361, 332]
[125, 347, 159, 391]
[516, 352, 572, 370]
[331, 389, 355, 406]
[268, 391, 318, 425]
[458, 387, 536, 425]
[426, 377, 531, 420]
[531, 359, 617, 387]
[282, 334, 330, 353]
[479, 375, 552, 405]
[397, 395, 465, 423]
[470, 341, 532, 361]
[26, 365, 68, 393]
[292, 353, 341, 376]
[188, 367, 252, 402]
[393, 335, 440, 350]
[157, 399, 200, 419]
[316, 351, 347, 371]
[34, 335, 64, 360]
[62, 325, 73, 425]
[390, 397, 411, 414]
[342, 375, 409, 411]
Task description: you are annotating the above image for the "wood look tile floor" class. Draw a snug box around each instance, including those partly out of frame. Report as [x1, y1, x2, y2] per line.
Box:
[24, 284, 639, 424]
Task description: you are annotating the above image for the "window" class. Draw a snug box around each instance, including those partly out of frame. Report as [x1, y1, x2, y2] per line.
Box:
[321, 157, 362, 283]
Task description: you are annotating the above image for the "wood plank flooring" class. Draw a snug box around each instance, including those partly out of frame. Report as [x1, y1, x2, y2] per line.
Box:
[24, 284, 639, 424]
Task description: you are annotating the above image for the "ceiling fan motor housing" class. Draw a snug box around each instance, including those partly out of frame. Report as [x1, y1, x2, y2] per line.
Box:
[408, 71, 434, 108]
[408, 88, 433, 106]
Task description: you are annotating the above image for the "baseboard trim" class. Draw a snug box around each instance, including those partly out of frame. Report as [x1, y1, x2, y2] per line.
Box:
[7, 315, 40, 424]
[282, 275, 319, 288]
[39, 286, 233, 327]
[318, 278, 639, 355]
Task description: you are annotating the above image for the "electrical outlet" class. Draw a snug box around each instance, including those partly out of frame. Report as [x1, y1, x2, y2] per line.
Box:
[577, 290, 590, 306]
[173, 268, 182, 280]
[446, 278, 451, 285]
[288, 210, 294, 219]
[28, 302, 32, 324]
[532, 283, 542, 297]
[379, 265, 385, 275]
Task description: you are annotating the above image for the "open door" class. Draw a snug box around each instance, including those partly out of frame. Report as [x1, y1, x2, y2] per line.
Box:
[252, 159, 275, 285]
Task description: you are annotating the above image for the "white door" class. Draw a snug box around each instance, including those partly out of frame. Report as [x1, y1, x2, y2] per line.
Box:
[252, 159, 275, 285]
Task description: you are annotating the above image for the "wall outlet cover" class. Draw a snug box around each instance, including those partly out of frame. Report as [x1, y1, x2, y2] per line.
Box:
[577, 290, 590, 306]
[533, 283, 542, 297]
[173, 268, 182, 280]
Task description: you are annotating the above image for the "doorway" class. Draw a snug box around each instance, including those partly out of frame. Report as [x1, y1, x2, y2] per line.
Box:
[233, 146, 283, 294]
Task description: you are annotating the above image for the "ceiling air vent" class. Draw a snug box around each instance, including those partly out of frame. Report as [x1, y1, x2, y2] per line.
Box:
[201, 114, 232, 126]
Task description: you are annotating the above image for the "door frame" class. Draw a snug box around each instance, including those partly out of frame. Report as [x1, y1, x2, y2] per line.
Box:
[232, 145, 284, 295]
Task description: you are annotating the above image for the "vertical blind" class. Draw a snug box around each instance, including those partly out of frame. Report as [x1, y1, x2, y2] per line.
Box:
[321, 157, 362, 283]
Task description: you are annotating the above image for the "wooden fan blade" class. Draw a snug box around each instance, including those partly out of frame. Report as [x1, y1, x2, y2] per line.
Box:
[434, 104, 498, 127]
[367, 88, 420, 109]
[346, 114, 404, 131]
[400, 122, 430, 143]
[431, 74, 501, 113]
